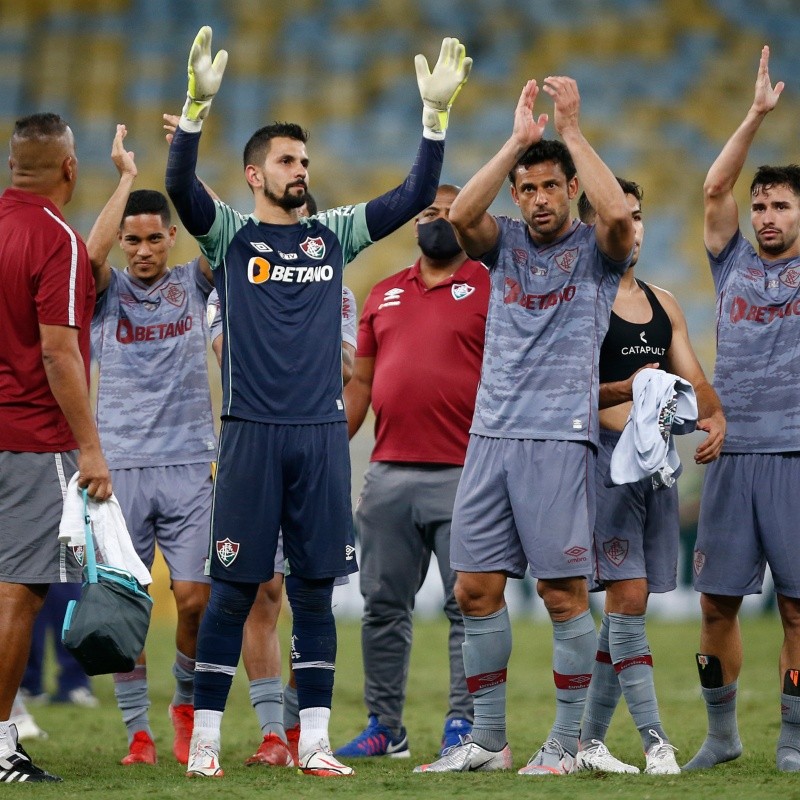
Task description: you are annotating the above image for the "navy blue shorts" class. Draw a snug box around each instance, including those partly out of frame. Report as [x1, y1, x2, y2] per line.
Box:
[209, 419, 352, 582]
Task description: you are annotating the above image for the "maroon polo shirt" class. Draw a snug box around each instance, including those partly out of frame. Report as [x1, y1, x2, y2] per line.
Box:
[0, 188, 95, 451]
[357, 257, 489, 465]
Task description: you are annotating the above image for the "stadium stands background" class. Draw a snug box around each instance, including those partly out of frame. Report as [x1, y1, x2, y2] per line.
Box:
[2, 0, 795, 614]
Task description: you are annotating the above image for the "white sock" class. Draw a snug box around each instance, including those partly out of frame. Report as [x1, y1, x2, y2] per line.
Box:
[298, 707, 330, 757]
[193, 709, 223, 741]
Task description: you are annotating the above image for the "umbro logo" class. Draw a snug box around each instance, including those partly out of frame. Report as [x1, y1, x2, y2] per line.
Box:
[250, 242, 273, 253]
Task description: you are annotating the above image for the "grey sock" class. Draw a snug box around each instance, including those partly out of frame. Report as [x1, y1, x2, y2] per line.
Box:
[777, 691, 800, 771]
[548, 610, 596, 755]
[608, 613, 665, 749]
[283, 682, 300, 729]
[250, 677, 286, 739]
[171, 650, 195, 707]
[114, 666, 152, 743]
[580, 613, 621, 745]
[462, 607, 512, 753]
[683, 682, 742, 770]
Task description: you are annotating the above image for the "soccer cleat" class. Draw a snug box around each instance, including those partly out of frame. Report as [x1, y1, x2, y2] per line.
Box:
[57, 687, 100, 708]
[0, 725, 61, 782]
[645, 731, 680, 774]
[441, 717, 472, 753]
[186, 735, 224, 778]
[9, 712, 47, 741]
[169, 703, 194, 764]
[575, 740, 640, 773]
[298, 742, 354, 777]
[414, 735, 512, 773]
[518, 738, 575, 775]
[244, 733, 294, 767]
[286, 723, 300, 765]
[120, 730, 157, 765]
[334, 715, 410, 758]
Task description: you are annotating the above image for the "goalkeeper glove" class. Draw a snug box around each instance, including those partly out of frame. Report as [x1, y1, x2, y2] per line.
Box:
[415, 37, 472, 140]
[180, 26, 228, 132]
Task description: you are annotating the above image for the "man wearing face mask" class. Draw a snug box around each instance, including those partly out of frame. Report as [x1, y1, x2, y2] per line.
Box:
[337, 184, 489, 760]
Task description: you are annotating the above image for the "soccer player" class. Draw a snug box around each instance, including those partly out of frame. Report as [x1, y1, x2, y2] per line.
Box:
[415, 76, 634, 775]
[164, 27, 471, 778]
[335, 184, 487, 760]
[574, 180, 725, 775]
[687, 46, 800, 773]
[0, 112, 112, 783]
[87, 124, 215, 766]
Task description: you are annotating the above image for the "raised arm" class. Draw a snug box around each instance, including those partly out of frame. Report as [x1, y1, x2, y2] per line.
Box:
[165, 26, 227, 237]
[657, 287, 725, 463]
[364, 37, 471, 241]
[544, 76, 632, 262]
[449, 80, 548, 258]
[85, 124, 137, 294]
[704, 45, 784, 257]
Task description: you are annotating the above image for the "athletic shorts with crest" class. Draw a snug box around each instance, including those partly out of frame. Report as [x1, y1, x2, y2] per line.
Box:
[694, 452, 800, 598]
[111, 463, 212, 583]
[210, 419, 352, 582]
[593, 428, 678, 593]
[450, 435, 595, 579]
[0, 450, 83, 583]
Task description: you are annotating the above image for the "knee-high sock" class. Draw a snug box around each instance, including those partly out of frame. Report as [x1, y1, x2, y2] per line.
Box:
[250, 677, 286, 739]
[461, 606, 512, 752]
[285, 574, 336, 756]
[193, 579, 258, 720]
[171, 650, 195, 707]
[114, 664, 151, 743]
[580, 612, 621, 744]
[683, 679, 741, 770]
[777, 669, 800, 771]
[549, 610, 596, 755]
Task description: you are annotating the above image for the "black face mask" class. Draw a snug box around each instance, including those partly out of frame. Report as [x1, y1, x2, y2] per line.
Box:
[417, 218, 462, 260]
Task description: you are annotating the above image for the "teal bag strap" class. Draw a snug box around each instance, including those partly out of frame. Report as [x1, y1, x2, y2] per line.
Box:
[82, 488, 99, 584]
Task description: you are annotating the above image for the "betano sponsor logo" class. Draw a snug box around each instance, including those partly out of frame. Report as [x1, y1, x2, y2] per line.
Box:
[116, 315, 193, 343]
[504, 277, 576, 310]
[247, 256, 334, 284]
[729, 295, 800, 324]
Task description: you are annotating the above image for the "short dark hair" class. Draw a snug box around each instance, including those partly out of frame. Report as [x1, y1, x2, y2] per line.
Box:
[578, 177, 643, 224]
[13, 112, 69, 140]
[243, 122, 309, 169]
[750, 165, 800, 199]
[508, 139, 576, 185]
[122, 189, 171, 227]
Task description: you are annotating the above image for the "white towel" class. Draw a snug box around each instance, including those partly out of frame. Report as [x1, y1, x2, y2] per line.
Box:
[609, 368, 698, 488]
[58, 473, 152, 586]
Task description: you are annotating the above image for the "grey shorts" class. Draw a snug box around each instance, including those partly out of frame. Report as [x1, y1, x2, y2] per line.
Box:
[694, 452, 800, 598]
[450, 435, 595, 579]
[0, 450, 83, 583]
[594, 429, 679, 593]
[112, 463, 212, 584]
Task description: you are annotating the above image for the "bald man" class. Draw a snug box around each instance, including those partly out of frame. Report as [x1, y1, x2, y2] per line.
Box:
[0, 112, 111, 782]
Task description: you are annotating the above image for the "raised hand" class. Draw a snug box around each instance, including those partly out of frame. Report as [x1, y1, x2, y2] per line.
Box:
[510, 80, 549, 150]
[182, 25, 228, 125]
[752, 45, 784, 116]
[162, 113, 179, 145]
[415, 36, 472, 139]
[111, 124, 136, 179]
[541, 76, 581, 137]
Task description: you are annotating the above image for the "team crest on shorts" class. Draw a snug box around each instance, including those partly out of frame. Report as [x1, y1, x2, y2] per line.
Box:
[216, 538, 240, 567]
[71, 545, 85, 566]
[603, 537, 628, 567]
[299, 236, 325, 260]
[693, 549, 706, 576]
[451, 283, 475, 301]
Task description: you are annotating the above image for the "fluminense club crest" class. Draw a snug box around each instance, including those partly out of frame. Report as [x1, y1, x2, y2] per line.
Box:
[161, 282, 186, 308]
[603, 537, 628, 567]
[216, 538, 240, 567]
[451, 283, 475, 301]
[780, 265, 800, 288]
[554, 247, 579, 274]
[72, 545, 85, 566]
[299, 236, 326, 260]
[693, 549, 706, 576]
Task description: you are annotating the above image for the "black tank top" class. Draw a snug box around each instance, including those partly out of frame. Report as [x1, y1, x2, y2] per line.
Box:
[599, 280, 672, 383]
